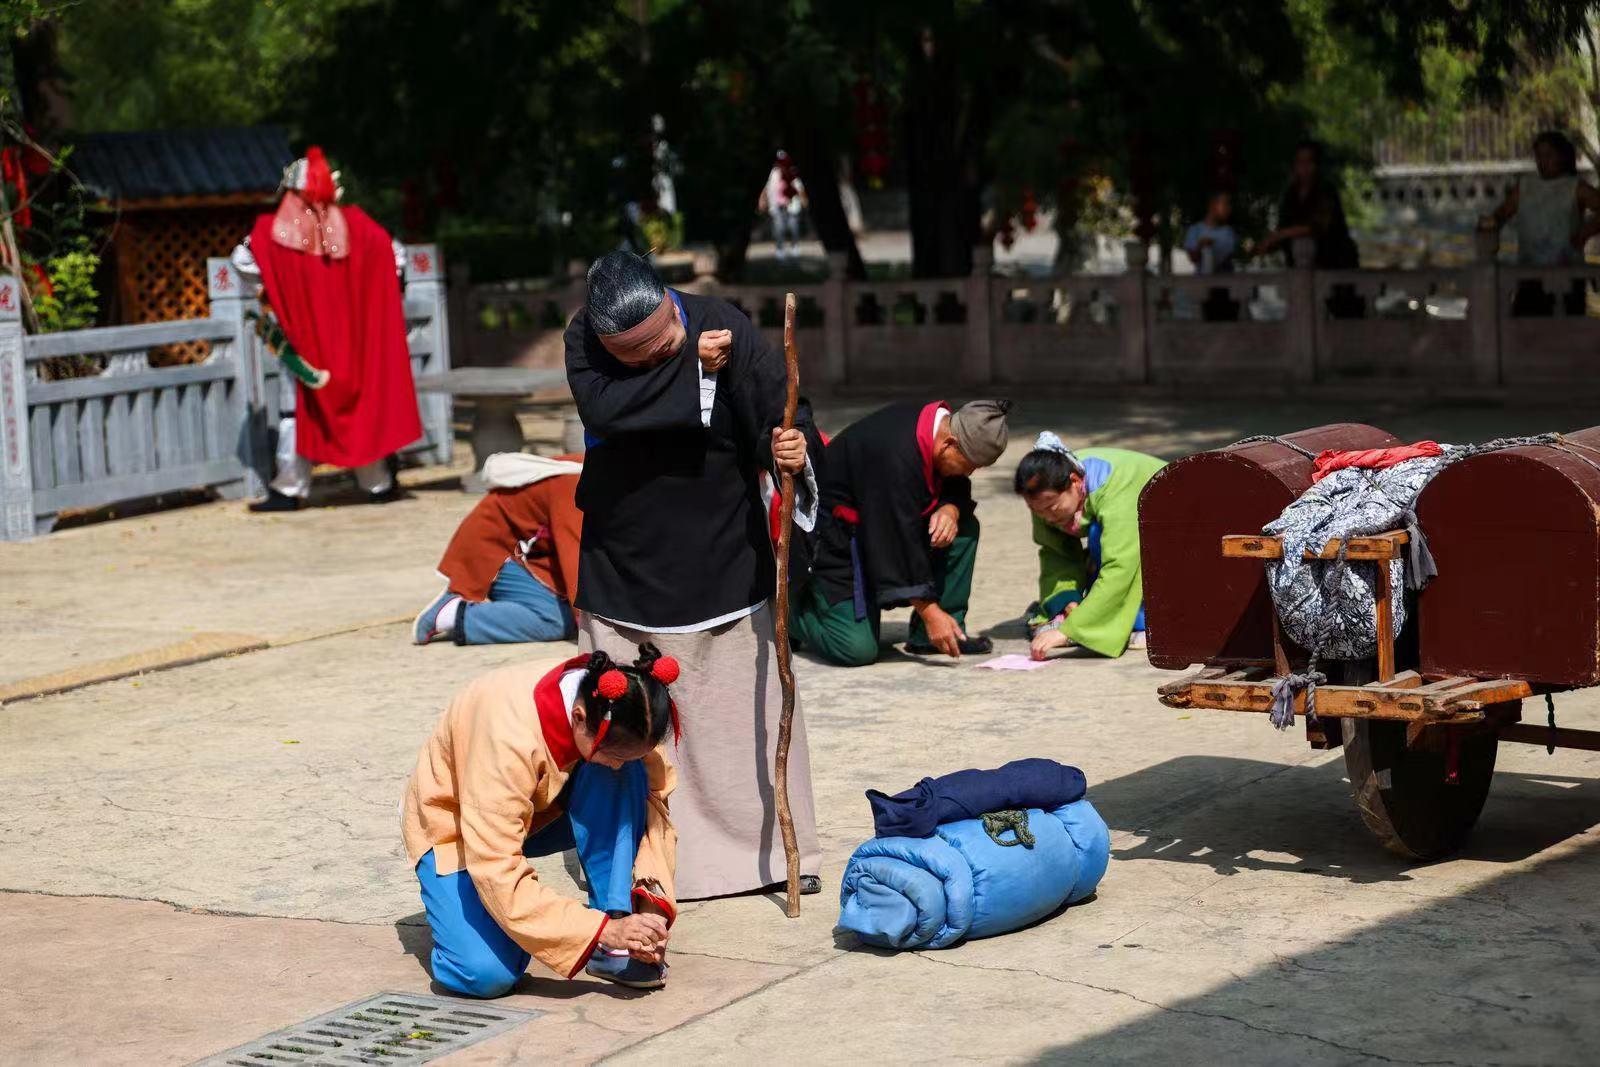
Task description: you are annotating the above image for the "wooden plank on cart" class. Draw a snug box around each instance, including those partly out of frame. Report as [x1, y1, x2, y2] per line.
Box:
[1221, 531, 1409, 561]
[1155, 669, 1518, 723]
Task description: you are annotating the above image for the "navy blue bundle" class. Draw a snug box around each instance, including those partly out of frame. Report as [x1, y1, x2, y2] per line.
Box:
[865, 757, 1087, 839]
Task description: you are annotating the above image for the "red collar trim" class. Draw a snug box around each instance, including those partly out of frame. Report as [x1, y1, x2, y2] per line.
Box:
[534, 654, 592, 769]
[916, 401, 949, 512]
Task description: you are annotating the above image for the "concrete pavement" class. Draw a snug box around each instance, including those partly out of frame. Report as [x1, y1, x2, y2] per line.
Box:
[4, 397, 1600, 1065]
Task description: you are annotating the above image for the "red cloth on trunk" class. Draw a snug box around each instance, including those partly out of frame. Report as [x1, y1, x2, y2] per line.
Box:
[1311, 440, 1443, 482]
[249, 206, 422, 468]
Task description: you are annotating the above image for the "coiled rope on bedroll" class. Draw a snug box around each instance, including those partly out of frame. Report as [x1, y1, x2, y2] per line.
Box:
[981, 810, 1036, 849]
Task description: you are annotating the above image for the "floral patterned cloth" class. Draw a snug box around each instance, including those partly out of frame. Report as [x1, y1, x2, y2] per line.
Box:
[1262, 453, 1453, 660]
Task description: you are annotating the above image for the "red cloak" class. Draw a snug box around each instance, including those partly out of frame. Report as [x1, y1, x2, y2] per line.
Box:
[250, 207, 423, 468]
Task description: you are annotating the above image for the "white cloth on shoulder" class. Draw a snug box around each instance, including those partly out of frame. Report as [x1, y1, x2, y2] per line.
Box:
[480, 452, 583, 489]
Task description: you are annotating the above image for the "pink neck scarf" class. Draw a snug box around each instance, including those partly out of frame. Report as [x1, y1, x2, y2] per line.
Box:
[270, 190, 350, 260]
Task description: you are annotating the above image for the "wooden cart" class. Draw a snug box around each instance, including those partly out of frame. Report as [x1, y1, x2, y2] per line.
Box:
[1157, 530, 1600, 859]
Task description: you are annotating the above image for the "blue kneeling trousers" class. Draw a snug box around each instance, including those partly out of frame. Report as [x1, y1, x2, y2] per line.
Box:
[415, 760, 648, 997]
[456, 559, 575, 645]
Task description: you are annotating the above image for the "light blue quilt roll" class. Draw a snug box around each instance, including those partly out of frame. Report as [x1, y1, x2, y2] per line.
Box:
[837, 799, 1109, 949]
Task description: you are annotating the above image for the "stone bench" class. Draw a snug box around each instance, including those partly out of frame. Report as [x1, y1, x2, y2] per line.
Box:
[414, 368, 576, 491]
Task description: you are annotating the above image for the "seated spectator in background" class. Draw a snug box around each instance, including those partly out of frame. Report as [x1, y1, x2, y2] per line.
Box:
[1258, 140, 1359, 269]
[1183, 191, 1238, 274]
[1015, 432, 1165, 661]
[1482, 130, 1600, 267]
[792, 399, 1011, 666]
[414, 453, 583, 646]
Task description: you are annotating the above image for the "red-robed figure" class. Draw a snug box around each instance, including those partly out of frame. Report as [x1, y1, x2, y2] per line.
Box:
[239, 146, 422, 511]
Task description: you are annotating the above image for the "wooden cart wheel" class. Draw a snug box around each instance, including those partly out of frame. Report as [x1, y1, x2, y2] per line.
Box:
[1342, 706, 1508, 860]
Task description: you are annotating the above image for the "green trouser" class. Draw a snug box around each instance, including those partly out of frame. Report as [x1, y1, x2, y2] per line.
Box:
[791, 512, 979, 667]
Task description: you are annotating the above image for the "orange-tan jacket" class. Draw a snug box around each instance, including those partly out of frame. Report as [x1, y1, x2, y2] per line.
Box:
[401, 656, 676, 978]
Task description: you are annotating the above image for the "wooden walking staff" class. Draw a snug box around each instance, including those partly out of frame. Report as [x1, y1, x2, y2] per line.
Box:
[773, 292, 803, 918]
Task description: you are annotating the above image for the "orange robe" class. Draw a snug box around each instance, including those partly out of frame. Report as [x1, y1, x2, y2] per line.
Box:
[436, 466, 582, 603]
[401, 659, 677, 979]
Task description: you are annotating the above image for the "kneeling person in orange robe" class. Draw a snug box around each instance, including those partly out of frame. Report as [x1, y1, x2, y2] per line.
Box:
[402, 646, 681, 993]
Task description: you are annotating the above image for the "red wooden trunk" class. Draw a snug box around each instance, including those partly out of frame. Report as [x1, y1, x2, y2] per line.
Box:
[1140, 423, 1401, 670]
[1416, 427, 1600, 687]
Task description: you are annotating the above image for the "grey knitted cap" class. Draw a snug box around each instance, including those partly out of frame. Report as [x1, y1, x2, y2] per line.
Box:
[949, 399, 1012, 467]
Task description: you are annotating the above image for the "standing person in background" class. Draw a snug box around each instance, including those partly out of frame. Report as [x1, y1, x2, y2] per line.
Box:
[234, 147, 421, 511]
[563, 251, 822, 901]
[759, 150, 806, 260]
[1183, 191, 1238, 274]
[1482, 130, 1600, 267]
[1258, 140, 1359, 269]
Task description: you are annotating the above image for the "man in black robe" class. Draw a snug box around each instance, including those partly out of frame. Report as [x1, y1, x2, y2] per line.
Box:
[792, 399, 1010, 666]
[563, 251, 822, 900]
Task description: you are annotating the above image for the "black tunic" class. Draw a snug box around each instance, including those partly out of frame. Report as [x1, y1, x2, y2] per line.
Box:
[564, 291, 809, 628]
[811, 400, 974, 611]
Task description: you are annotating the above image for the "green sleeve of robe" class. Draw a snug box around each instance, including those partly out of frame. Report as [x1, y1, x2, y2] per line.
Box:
[1031, 515, 1090, 627]
[1062, 456, 1151, 657]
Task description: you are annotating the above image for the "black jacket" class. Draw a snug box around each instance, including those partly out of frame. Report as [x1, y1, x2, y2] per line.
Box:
[564, 291, 812, 627]
[811, 400, 973, 611]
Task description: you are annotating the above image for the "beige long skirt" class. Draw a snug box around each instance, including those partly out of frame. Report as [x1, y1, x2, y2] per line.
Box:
[579, 602, 820, 900]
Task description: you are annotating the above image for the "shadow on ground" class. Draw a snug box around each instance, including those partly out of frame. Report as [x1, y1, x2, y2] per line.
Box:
[1031, 827, 1600, 1065]
[1094, 755, 1600, 884]
[393, 912, 650, 1002]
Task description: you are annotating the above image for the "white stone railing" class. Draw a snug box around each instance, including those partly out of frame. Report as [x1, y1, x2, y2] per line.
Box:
[455, 234, 1597, 399]
[0, 245, 451, 541]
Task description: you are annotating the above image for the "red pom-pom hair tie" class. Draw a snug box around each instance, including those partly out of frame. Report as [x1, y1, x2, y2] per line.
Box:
[596, 670, 629, 700]
[651, 656, 680, 685]
[589, 669, 628, 753]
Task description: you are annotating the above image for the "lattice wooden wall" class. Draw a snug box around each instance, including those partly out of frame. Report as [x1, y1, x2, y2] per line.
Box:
[113, 206, 264, 365]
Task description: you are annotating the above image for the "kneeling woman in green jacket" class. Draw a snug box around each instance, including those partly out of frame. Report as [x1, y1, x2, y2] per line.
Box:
[1014, 432, 1166, 660]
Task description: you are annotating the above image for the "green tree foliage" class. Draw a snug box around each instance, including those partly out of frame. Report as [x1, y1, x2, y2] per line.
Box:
[37, 0, 1600, 280]
[34, 235, 98, 331]
[55, 0, 369, 130]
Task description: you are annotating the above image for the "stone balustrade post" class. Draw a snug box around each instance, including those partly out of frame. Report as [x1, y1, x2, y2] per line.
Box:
[962, 244, 995, 387]
[405, 245, 453, 466]
[820, 251, 849, 388]
[1285, 237, 1317, 386]
[1469, 228, 1501, 387]
[0, 272, 33, 540]
[207, 257, 267, 499]
[1116, 239, 1150, 385]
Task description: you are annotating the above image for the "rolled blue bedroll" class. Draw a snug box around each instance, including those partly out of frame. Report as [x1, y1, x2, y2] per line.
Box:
[837, 799, 1110, 950]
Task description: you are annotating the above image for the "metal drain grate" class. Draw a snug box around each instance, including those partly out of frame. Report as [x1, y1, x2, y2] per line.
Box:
[195, 992, 542, 1065]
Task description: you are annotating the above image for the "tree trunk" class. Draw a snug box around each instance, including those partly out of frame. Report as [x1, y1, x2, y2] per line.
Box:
[904, 28, 986, 279]
[716, 220, 754, 282]
[786, 129, 867, 280]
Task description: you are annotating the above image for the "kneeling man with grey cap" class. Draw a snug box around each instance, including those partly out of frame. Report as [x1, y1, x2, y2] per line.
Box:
[791, 398, 1011, 666]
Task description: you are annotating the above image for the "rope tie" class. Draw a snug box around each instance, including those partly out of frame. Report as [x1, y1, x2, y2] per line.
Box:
[981, 810, 1036, 849]
[1269, 669, 1327, 729]
[1231, 433, 1318, 460]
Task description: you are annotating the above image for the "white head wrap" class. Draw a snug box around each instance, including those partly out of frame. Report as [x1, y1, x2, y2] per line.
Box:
[1032, 431, 1085, 474]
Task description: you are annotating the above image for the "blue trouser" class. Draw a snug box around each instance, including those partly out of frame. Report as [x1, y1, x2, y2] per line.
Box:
[457, 560, 575, 645]
[415, 761, 648, 998]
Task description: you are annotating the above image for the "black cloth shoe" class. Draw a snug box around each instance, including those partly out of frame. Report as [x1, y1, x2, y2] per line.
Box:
[905, 634, 994, 657]
[248, 489, 301, 513]
[799, 875, 822, 896]
[366, 482, 408, 505]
